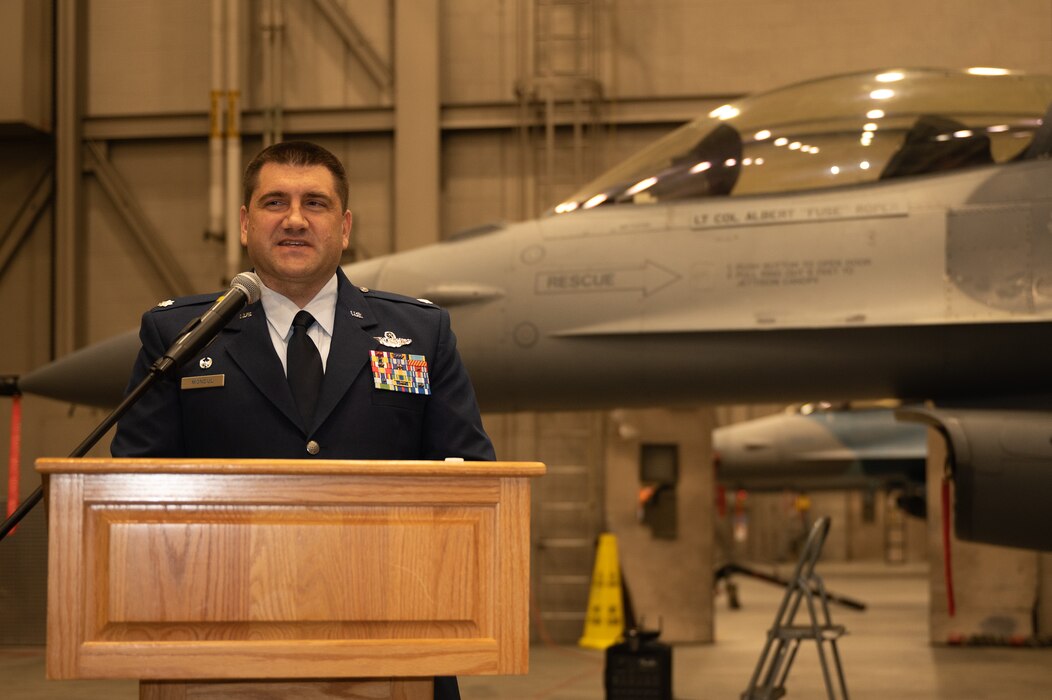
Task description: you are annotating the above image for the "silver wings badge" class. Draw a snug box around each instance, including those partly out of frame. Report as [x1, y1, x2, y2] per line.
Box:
[375, 330, 413, 348]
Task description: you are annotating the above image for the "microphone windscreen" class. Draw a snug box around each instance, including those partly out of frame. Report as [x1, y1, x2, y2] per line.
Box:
[231, 271, 262, 304]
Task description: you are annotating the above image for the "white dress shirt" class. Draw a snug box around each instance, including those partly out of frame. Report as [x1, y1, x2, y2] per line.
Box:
[260, 274, 338, 374]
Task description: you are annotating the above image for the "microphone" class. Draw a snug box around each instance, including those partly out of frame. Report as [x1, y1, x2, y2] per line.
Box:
[151, 271, 262, 375]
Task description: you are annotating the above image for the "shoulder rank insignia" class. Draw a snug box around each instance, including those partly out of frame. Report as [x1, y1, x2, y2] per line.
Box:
[370, 350, 430, 395]
[374, 330, 412, 348]
[157, 299, 175, 307]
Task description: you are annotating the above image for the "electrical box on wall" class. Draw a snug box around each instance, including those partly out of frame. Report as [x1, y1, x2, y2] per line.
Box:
[0, 0, 52, 134]
[640, 443, 678, 486]
[639, 443, 678, 540]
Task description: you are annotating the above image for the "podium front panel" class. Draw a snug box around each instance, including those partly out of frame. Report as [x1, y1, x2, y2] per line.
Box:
[39, 460, 542, 681]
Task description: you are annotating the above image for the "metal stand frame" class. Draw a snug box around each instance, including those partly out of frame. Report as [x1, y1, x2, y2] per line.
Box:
[741, 517, 849, 700]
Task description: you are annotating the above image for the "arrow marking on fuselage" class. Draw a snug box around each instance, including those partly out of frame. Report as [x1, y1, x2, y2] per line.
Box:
[535, 260, 682, 297]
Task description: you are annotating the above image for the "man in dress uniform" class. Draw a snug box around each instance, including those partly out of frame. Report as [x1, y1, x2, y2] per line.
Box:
[112, 140, 493, 700]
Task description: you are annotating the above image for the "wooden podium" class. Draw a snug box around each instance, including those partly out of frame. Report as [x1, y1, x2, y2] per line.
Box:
[37, 458, 545, 699]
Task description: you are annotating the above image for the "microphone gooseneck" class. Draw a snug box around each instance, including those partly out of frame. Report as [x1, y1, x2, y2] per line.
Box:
[151, 271, 262, 375]
[1, 272, 264, 543]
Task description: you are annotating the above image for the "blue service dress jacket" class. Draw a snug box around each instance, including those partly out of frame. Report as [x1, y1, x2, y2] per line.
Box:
[111, 269, 494, 462]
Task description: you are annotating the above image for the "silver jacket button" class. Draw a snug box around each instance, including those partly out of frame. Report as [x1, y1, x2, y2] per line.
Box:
[306, 440, 320, 455]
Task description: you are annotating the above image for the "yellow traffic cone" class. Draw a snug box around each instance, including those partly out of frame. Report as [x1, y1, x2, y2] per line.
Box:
[578, 532, 624, 649]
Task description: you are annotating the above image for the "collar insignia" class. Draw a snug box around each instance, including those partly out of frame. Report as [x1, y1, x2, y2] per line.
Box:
[374, 330, 412, 348]
[239, 310, 253, 319]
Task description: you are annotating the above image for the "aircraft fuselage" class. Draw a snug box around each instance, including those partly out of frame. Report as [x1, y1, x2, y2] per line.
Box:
[348, 160, 1052, 410]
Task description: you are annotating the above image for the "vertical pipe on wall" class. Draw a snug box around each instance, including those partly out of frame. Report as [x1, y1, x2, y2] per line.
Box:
[260, 0, 272, 147]
[393, 0, 440, 251]
[260, 0, 284, 146]
[273, 0, 284, 143]
[54, 0, 83, 355]
[209, 0, 226, 246]
[224, 0, 242, 281]
[516, 0, 533, 221]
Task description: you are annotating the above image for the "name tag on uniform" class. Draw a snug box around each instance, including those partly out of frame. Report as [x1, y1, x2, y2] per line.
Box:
[370, 351, 430, 395]
[180, 374, 225, 390]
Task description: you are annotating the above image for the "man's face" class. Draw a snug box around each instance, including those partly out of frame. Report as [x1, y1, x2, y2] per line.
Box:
[240, 162, 351, 303]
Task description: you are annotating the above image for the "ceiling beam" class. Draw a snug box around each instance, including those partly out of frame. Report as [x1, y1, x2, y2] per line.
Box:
[81, 95, 741, 140]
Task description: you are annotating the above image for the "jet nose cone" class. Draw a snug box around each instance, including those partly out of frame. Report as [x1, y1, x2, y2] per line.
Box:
[19, 329, 140, 408]
[713, 424, 776, 465]
[342, 257, 388, 290]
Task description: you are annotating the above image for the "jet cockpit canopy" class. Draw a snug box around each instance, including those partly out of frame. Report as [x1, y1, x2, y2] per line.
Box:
[554, 68, 1052, 213]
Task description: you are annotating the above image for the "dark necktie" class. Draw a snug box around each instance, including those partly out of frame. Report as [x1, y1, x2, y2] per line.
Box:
[287, 310, 323, 425]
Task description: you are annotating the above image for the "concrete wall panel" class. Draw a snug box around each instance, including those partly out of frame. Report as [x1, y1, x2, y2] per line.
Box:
[606, 0, 1052, 98]
[442, 0, 519, 104]
[0, 137, 54, 372]
[442, 130, 518, 235]
[605, 407, 715, 643]
[89, 0, 394, 115]
[89, 0, 214, 115]
[83, 141, 221, 341]
[278, 0, 390, 108]
[0, 0, 52, 131]
[336, 135, 394, 258]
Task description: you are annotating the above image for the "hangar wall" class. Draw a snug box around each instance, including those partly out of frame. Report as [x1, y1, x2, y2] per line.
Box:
[0, 0, 1051, 645]
[4, 0, 1052, 353]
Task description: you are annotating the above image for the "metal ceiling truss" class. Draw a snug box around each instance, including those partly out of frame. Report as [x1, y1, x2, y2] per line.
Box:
[83, 140, 195, 298]
[312, 0, 393, 98]
[0, 168, 53, 282]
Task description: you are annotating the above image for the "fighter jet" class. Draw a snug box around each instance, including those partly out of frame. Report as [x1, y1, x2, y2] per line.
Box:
[14, 67, 1052, 550]
[712, 401, 927, 516]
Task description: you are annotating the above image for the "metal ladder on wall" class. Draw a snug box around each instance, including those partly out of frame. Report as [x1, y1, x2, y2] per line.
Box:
[517, 0, 604, 216]
[741, 517, 850, 700]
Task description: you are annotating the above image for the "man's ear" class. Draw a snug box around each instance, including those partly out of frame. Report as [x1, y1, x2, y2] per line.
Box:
[342, 210, 353, 250]
[239, 206, 249, 246]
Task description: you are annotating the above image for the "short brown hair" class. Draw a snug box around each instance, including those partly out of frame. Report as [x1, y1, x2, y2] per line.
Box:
[242, 141, 350, 210]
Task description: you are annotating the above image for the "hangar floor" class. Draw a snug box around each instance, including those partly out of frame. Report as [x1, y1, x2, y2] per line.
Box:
[3, 562, 1049, 699]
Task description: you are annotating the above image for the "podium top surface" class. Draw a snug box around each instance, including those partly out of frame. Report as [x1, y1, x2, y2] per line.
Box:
[37, 457, 546, 477]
